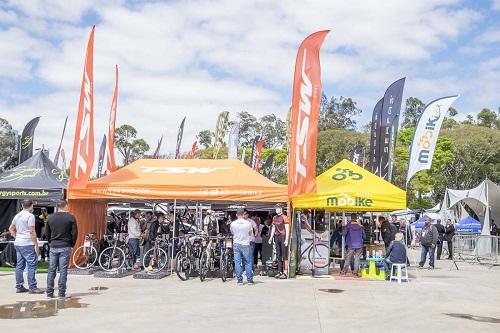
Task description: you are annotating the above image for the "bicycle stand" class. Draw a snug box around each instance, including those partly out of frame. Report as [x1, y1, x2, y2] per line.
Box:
[133, 270, 170, 279]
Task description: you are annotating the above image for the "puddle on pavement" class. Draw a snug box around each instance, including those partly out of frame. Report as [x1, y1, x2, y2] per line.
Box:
[444, 313, 500, 323]
[318, 288, 344, 294]
[89, 286, 108, 291]
[0, 298, 88, 319]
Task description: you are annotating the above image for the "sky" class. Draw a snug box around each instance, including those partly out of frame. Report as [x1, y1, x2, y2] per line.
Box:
[0, 0, 499, 166]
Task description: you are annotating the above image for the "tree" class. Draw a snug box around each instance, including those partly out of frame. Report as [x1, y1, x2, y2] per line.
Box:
[260, 114, 286, 148]
[477, 108, 497, 128]
[461, 114, 475, 125]
[0, 118, 16, 172]
[115, 124, 150, 165]
[319, 95, 361, 130]
[196, 130, 214, 148]
[237, 111, 261, 146]
[402, 97, 425, 128]
[442, 106, 459, 129]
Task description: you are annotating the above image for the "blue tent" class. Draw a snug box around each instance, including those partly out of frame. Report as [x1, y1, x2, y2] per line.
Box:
[411, 214, 437, 232]
[456, 216, 481, 234]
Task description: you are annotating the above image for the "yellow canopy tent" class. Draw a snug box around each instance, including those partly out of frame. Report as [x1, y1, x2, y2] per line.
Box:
[292, 159, 406, 211]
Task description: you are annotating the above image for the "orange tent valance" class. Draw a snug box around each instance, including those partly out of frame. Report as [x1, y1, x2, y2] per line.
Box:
[68, 159, 287, 203]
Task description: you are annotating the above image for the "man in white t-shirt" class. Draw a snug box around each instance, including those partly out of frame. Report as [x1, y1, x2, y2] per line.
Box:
[9, 200, 43, 294]
[230, 208, 254, 285]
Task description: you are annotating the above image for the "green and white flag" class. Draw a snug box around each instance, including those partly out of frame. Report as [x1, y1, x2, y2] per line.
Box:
[213, 111, 230, 158]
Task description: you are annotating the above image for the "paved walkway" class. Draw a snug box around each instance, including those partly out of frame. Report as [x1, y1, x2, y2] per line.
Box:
[0, 257, 499, 333]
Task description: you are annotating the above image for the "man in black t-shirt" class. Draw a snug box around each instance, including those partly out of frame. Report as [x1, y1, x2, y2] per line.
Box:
[45, 200, 78, 299]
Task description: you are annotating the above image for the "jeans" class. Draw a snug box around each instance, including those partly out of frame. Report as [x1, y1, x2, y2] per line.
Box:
[233, 243, 253, 283]
[436, 240, 443, 260]
[253, 243, 263, 266]
[384, 258, 393, 275]
[249, 242, 255, 265]
[15, 245, 38, 290]
[46, 247, 71, 296]
[143, 241, 152, 266]
[341, 248, 362, 274]
[419, 244, 435, 267]
[447, 240, 453, 258]
[128, 238, 140, 266]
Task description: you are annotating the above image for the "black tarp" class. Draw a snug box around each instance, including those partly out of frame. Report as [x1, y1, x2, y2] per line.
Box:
[0, 151, 67, 201]
[0, 199, 17, 232]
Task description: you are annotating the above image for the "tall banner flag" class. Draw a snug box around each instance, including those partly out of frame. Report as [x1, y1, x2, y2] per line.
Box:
[407, 95, 459, 185]
[106, 64, 119, 173]
[54, 116, 68, 166]
[288, 30, 329, 197]
[387, 115, 399, 183]
[249, 135, 261, 168]
[187, 140, 197, 159]
[69, 26, 95, 189]
[60, 148, 67, 172]
[262, 152, 275, 177]
[97, 135, 107, 178]
[254, 140, 265, 172]
[213, 111, 230, 158]
[378, 78, 405, 181]
[227, 123, 240, 159]
[19, 117, 40, 163]
[153, 136, 163, 159]
[369, 98, 383, 174]
[175, 117, 186, 159]
[350, 144, 364, 167]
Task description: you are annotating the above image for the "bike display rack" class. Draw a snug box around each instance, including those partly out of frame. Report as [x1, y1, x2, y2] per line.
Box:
[68, 267, 101, 275]
[94, 268, 136, 278]
[133, 270, 171, 279]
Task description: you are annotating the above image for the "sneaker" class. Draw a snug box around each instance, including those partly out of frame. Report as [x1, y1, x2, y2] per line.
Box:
[429, 266, 435, 270]
[417, 265, 424, 269]
[16, 286, 29, 293]
[339, 272, 346, 276]
[353, 273, 360, 278]
[47, 293, 55, 299]
[58, 294, 69, 299]
[29, 288, 44, 294]
[247, 281, 254, 285]
[237, 281, 244, 286]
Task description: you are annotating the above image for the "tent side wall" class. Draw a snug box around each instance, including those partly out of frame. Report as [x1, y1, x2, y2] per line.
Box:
[0, 199, 17, 231]
[69, 199, 107, 267]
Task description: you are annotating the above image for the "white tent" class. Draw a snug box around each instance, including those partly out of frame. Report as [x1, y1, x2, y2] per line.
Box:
[443, 179, 500, 235]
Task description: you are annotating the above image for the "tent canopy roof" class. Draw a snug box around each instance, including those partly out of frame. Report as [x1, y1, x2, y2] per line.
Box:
[292, 159, 406, 211]
[68, 159, 287, 203]
[0, 151, 67, 200]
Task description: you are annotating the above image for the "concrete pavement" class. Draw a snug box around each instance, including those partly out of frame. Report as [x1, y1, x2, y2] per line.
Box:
[0, 257, 499, 333]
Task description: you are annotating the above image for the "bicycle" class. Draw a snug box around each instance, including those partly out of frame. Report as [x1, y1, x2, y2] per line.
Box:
[143, 235, 170, 274]
[199, 235, 220, 282]
[98, 233, 132, 272]
[174, 233, 203, 280]
[219, 235, 234, 282]
[72, 233, 99, 270]
[300, 237, 330, 269]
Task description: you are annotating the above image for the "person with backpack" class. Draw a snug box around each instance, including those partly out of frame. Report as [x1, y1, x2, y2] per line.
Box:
[380, 216, 397, 254]
[418, 217, 439, 269]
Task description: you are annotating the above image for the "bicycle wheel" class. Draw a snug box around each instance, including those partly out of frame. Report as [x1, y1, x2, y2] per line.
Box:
[99, 246, 126, 272]
[308, 243, 330, 269]
[143, 247, 168, 274]
[72, 245, 98, 270]
[199, 251, 209, 282]
[175, 251, 191, 281]
[221, 250, 232, 282]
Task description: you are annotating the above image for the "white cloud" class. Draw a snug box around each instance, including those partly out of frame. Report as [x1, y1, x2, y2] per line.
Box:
[493, 0, 500, 11]
[0, 0, 498, 168]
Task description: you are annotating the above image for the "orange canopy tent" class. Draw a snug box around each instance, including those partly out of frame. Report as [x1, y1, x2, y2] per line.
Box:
[68, 159, 287, 259]
[69, 159, 287, 202]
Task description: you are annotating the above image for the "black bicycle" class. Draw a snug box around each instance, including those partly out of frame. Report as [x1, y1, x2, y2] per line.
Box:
[98, 233, 132, 272]
[219, 236, 234, 282]
[199, 235, 219, 282]
[175, 233, 203, 281]
[143, 235, 170, 274]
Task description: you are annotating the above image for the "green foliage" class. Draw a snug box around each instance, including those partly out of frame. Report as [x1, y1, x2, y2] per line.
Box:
[196, 130, 214, 148]
[402, 97, 425, 128]
[319, 94, 362, 130]
[0, 118, 16, 171]
[477, 108, 497, 128]
[115, 124, 150, 165]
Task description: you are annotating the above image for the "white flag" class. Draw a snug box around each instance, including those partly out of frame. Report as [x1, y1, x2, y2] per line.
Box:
[407, 95, 459, 185]
[227, 123, 240, 159]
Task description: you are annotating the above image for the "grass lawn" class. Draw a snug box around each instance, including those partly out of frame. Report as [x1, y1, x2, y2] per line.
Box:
[0, 261, 49, 273]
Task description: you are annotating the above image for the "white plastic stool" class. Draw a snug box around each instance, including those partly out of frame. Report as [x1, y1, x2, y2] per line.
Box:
[390, 263, 409, 284]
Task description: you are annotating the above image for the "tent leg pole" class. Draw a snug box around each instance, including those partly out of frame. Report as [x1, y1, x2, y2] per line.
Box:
[171, 199, 176, 276]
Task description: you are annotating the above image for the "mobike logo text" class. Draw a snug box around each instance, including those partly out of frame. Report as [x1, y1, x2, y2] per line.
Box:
[326, 193, 373, 207]
[75, 70, 92, 179]
[140, 167, 232, 174]
[21, 135, 33, 150]
[294, 49, 313, 184]
[417, 104, 443, 164]
[331, 168, 363, 181]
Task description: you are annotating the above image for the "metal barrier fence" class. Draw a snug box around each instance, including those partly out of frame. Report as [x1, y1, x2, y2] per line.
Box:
[452, 234, 500, 269]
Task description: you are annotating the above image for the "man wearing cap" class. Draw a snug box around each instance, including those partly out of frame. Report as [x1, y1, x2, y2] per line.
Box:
[230, 208, 254, 285]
